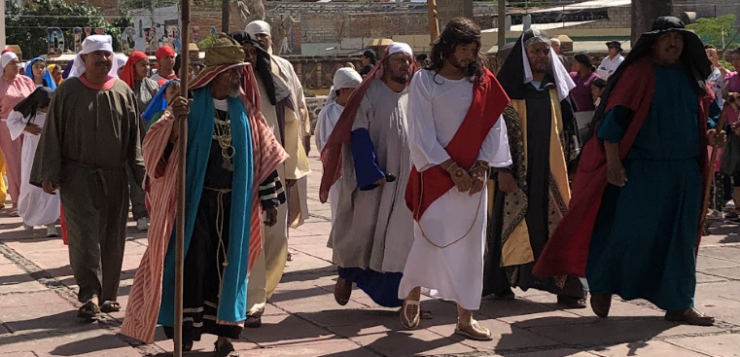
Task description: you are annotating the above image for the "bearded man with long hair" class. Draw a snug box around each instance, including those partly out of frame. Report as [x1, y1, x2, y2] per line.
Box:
[399, 18, 511, 340]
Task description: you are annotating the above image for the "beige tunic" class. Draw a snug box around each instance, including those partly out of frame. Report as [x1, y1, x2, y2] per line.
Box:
[329, 80, 414, 273]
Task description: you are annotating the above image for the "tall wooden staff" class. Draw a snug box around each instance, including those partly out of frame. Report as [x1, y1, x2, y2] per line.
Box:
[427, 0, 439, 43]
[174, 0, 191, 356]
[702, 105, 729, 231]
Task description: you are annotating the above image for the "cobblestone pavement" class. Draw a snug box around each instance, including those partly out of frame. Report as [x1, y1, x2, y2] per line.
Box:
[1, 150, 740, 357]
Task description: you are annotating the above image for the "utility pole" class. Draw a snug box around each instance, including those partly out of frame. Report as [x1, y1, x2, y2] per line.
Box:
[497, 0, 505, 48]
[222, 0, 231, 33]
[631, 0, 673, 44]
[427, 0, 439, 43]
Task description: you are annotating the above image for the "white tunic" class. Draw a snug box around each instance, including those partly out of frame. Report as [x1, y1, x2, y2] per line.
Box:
[6, 110, 60, 226]
[315, 101, 344, 222]
[399, 70, 512, 310]
[596, 55, 625, 80]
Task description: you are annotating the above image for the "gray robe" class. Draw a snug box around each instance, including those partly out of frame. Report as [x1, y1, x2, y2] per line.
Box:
[328, 80, 414, 273]
[30, 78, 145, 304]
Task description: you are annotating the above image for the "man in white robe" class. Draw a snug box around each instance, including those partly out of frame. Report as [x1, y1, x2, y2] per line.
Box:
[315, 67, 362, 221]
[233, 28, 311, 328]
[319, 43, 416, 309]
[399, 18, 512, 341]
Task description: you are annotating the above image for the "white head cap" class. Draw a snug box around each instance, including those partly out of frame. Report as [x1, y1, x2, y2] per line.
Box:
[69, 35, 119, 78]
[388, 42, 413, 57]
[246, 20, 271, 38]
[1, 52, 18, 69]
[333, 68, 362, 90]
[326, 68, 362, 104]
[81, 35, 114, 55]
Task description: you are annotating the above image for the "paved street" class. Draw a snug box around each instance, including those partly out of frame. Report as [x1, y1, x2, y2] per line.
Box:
[2, 150, 740, 357]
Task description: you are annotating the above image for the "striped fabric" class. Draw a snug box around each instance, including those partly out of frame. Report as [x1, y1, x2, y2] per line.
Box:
[121, 98, 287, 343]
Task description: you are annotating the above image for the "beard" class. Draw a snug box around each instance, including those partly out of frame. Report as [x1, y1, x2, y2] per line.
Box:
[449, 56, 473, 71]
[389, 69, 410, 85]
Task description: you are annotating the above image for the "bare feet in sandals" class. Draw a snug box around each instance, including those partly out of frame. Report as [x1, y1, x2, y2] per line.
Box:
[100, 300, 121, 313]
[77, 300, 100, 320]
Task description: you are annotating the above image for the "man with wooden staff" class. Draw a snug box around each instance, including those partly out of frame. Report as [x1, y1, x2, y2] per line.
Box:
[121, 34, 288, 356]
[533, 17, 724, 326]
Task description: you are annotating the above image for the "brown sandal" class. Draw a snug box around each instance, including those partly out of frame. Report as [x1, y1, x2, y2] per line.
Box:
[400, 299, 420, 330]
[665, 308, 715, 326]
[333, 277, 352, 306]
[100, 301, 121, 313]
[77, 300, 100, 320]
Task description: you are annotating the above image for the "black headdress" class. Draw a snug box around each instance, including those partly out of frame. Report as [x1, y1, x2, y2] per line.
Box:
[13, 87, 53, 124]
[229, 31, 277, 105]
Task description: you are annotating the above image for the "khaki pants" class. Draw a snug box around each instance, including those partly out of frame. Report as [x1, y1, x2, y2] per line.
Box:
[246, 204, 288, 316]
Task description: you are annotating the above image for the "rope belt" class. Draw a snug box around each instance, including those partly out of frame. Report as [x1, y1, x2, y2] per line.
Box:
[204, 187, 232, 298]
[414, 171, 486, 249]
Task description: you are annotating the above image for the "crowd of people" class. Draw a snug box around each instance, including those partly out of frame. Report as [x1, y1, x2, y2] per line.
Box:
[2, 13, 737, 357]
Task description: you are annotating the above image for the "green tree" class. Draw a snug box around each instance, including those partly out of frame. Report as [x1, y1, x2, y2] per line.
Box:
[687, 14, 738, 49]
[5, 0, 125, 59]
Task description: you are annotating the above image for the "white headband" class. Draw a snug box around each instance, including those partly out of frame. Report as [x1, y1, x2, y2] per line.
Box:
[388, 42, 413, 56]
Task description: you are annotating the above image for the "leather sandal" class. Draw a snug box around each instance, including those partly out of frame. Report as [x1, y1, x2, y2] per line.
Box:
[665, 308, 715, 326]
[400, 299, 420, 330]
[100, 301, 121, 313]
[455, 320, 493, 341]
[213, 341, 238, 357]
[333, 277, 352, 306]
[77, 300, 100, 320]
[245, 315, 262, 328]
[590, 294, 612, 318]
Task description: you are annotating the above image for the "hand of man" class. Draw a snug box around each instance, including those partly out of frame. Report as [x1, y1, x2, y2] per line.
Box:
[707, 129, 726, 148]
[468, 165, 488, 196]
[606, 160, 627, 187]
[171, 96, 192, 119]
[450, 168, 473, 193]
[42, 180, 60, 195]
[374, 177, 387, 186]
[264, 207, 278, 227]
[25, 124, 41, 135]
[285, 179, 297, 188]
[498, 172, 517, 194]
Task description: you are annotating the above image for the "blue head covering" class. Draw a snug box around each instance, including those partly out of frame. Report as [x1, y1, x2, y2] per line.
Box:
[25, 57, 57, 91]
[142, 79, 180, 123]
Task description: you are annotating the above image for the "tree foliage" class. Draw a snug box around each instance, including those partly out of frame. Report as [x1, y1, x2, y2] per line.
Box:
[6, 0, 125, 59]
[687, 14, 739, 49]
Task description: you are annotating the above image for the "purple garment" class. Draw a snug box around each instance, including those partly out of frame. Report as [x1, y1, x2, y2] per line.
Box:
[727, 72, 740, 126]
[569, 71, 600, 112]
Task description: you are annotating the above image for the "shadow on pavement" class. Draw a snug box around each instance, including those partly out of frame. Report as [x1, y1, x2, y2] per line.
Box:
[279, 266, 337, 284]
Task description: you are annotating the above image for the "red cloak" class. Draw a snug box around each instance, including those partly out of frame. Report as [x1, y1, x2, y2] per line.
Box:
[405, 69, 509, 219]
[532, 58, 713, 278]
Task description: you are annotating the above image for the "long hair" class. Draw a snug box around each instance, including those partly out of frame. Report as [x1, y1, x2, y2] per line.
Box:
[426, 17, 485, 82]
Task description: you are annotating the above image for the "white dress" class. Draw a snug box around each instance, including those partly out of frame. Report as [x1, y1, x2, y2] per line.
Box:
[6, 110, 60, 226]
[315, 101, 344, 222]
[398, 70, 512, 310]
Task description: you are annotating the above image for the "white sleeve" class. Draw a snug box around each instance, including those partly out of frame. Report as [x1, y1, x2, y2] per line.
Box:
[477, 116, 513, 168]
[315, 105, 329, 152]
[6, 110, 27, 141]
[407, 71, 451, 171]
